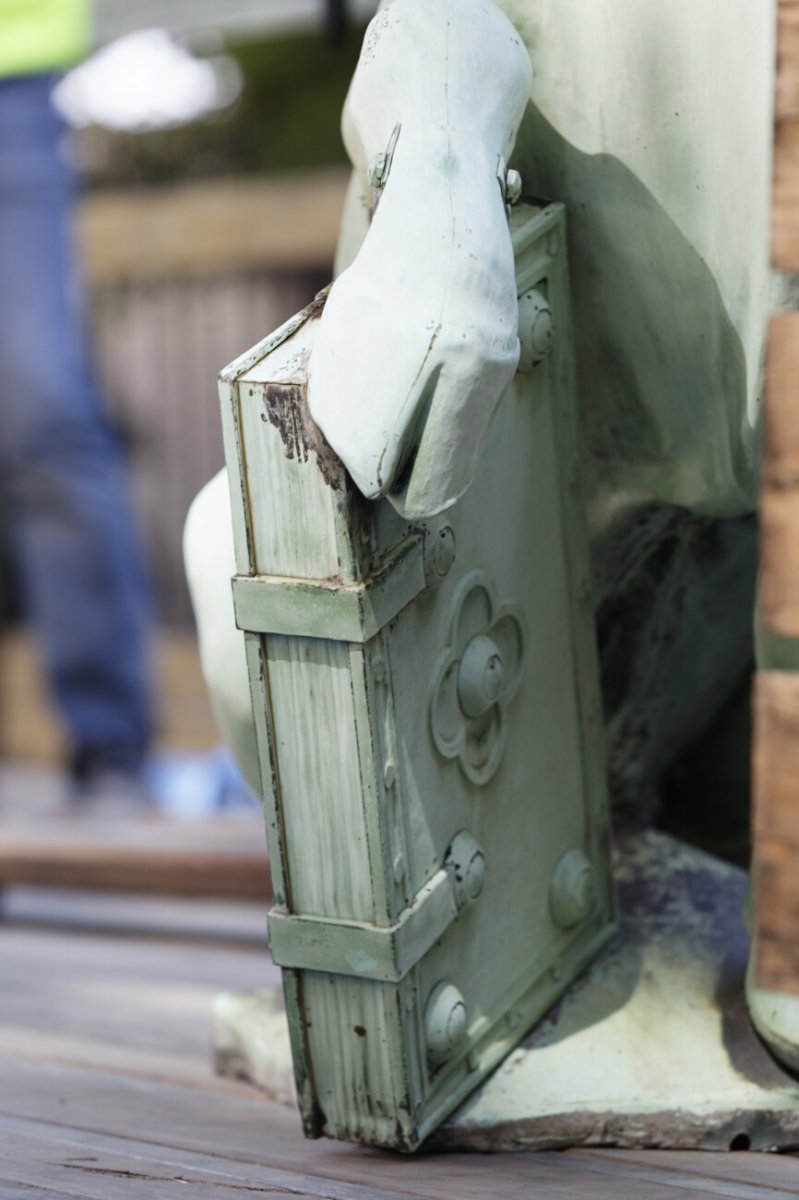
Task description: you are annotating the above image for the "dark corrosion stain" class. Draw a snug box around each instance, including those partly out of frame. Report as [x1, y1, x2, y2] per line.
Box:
[353, 1024, 367, 1037]
[262, 380, 344, 490]
[307, 281, 332, 318]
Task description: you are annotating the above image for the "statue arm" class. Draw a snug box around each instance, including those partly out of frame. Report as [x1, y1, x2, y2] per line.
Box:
[309, 0, 532, 518]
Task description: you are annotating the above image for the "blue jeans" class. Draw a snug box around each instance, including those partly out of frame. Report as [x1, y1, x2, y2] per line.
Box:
[0, 74, 152, 773]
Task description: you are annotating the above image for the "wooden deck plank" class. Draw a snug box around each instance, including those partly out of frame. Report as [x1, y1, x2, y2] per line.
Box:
[1, 1121, 345, 1200]
[0, 745, 272, 901]
[0, 834, 270, 900]
[580, 1148, 799, 1191]
[0, 926, 277, 1090]
[0, 1187, 85, 1200]
[1, 914, 797, 1196]
[0, 886, 268, 943]
[1, 1117, 433, 1200]
[1, 1056, 794, 1200]
[0, 761, 272, 901]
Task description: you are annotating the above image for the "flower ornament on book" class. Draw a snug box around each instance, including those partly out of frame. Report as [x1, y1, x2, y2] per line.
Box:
[430, 570, 525, 785]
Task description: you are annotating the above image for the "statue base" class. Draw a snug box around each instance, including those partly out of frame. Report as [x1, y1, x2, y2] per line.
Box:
[213, 831, 799, 1152]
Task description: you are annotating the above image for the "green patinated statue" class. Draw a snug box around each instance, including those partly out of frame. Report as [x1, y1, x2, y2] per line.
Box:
[185, 0, 799, 1134]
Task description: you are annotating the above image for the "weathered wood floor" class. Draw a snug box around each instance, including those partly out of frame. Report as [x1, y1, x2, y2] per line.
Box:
[1, 886, 798, 1199]
[0, 762, 272, 902]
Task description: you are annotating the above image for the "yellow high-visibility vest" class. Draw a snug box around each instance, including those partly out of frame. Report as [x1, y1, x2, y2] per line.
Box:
[0, 0, 91, 79]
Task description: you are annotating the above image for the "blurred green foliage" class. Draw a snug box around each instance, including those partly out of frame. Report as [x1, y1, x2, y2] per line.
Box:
[82, 24, 366, 188]
[231, 25, 362, 170]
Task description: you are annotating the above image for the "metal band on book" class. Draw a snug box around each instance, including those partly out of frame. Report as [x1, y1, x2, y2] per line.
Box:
[267, 867, 459, 983]
[232, 534, 426, 643]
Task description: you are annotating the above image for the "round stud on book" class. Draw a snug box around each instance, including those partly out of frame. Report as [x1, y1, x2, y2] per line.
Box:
[445, 831, 487, 910]
[549, 848, 596, 930]
[425, 982, 469, 1068]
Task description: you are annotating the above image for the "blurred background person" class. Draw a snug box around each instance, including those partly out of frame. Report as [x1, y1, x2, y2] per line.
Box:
[0, 0, 153, 802]
[0, 1, 375, 827]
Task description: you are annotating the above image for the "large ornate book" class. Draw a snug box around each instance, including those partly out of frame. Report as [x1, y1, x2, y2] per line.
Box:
[219, 203, 615, 1151]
